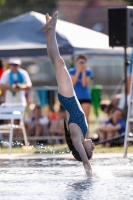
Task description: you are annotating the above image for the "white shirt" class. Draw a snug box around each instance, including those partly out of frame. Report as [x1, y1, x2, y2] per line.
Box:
[25, 116, 49, 126]
[0, 68, 32, 105]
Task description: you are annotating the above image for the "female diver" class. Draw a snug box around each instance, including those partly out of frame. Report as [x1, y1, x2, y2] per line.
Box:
[42, 11, 94, 177]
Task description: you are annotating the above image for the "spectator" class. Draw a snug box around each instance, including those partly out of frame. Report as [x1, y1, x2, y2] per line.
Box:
[25, 105, 49, 138]
[0, 60, 4, 78]
[0, 57, 32, 105]
[47, 108, 58, 121]
[97, 108, 125, 147]
[127, 52, 133, 105]
[0, 61, 4, 138]
[0, 60, 5, 104]
[69, 55, 93, 138]
[48, 106, 65, 143]
[101, 94, 121, 116]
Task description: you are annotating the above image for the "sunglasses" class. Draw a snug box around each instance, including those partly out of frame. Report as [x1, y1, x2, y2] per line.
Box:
[10, 64, 19, 67]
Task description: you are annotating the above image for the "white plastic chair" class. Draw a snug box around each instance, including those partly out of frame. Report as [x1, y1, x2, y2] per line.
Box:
[0, 103, 28, 154]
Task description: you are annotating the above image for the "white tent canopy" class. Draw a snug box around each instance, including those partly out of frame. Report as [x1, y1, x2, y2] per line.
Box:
[0, 11, 72, 58]
[0, 11, 131, 58]
[57, 19, 108, 50]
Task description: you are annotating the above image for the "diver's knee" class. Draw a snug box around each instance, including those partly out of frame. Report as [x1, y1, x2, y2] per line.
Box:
[58, 57, 65, 66]
[53, 56, 65, 67]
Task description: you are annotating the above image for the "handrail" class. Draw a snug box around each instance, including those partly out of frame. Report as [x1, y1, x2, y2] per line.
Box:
[95, 133, 125, 145]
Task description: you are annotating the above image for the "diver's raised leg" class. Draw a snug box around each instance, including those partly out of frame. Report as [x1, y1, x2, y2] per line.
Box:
[42, 12, 74, 97]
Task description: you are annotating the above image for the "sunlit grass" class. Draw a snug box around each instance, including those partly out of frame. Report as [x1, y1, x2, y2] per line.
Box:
[0, 144, 133, 154]
[94, 145, 133, 153]
[0, 144, 69, 154]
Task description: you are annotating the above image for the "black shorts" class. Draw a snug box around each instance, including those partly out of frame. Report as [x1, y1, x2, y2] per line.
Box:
[79, 99, 91, 104]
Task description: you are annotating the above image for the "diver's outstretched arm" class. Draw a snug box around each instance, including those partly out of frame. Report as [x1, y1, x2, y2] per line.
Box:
[72, 137, 92, 177]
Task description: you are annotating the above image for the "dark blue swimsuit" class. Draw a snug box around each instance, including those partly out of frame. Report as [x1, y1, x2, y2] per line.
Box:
[58, 93, 88, 137]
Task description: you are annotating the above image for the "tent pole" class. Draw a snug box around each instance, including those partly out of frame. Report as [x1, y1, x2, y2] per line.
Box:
[124, 46, 128, 120]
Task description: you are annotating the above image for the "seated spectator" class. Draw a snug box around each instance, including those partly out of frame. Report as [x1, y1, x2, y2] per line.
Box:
[25, 105, 49, 138]
[0, 60, 4, 78]
[48, 106, 65, 143]
[0, 60, 5, 139]
[97, 108, 125, 147]
[100, 94, 121, 116]
[47, 108, 59, 121]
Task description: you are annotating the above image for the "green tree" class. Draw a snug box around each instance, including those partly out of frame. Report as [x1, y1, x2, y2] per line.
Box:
[3, 0, 56, 8]
[0, 0, 6, 7]
[0, 0, 56, 21]
[124, 0, 133, 5]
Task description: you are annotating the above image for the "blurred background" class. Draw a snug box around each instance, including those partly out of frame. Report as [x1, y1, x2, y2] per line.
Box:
[0, 0, 132, 90]
[0, 0, 133, 148]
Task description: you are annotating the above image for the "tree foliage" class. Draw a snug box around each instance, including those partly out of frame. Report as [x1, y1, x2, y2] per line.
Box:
[123, 0, 133, 5]
[0, 0, 56, 8]
[0, 0, 5, 7]
[0, 0, 56, 21]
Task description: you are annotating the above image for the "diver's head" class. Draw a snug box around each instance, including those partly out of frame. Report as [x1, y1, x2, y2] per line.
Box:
[64, 120, 94, 161]
[83, 139, 94, 159]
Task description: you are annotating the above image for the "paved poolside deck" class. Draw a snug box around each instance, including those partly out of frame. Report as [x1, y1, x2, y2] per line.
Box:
[0, 153, 133, 159]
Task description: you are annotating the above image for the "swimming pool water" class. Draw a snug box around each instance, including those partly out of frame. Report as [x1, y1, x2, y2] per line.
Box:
[0, 157, 133, 200]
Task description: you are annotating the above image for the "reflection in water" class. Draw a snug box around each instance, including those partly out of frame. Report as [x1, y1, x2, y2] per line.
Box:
[67, 180, 93, 200]
[0, 158, 133, 200]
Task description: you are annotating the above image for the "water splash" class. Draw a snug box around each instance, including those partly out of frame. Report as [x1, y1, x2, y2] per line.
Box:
[93, 166, 114, 180]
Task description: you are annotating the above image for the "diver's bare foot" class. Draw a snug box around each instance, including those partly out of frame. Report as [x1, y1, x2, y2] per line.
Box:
[42, 11, 58, 33]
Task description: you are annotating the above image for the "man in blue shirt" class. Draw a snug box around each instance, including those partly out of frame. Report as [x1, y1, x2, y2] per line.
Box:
[69, 55, 93, 138]
[97, 108, 125, 147]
